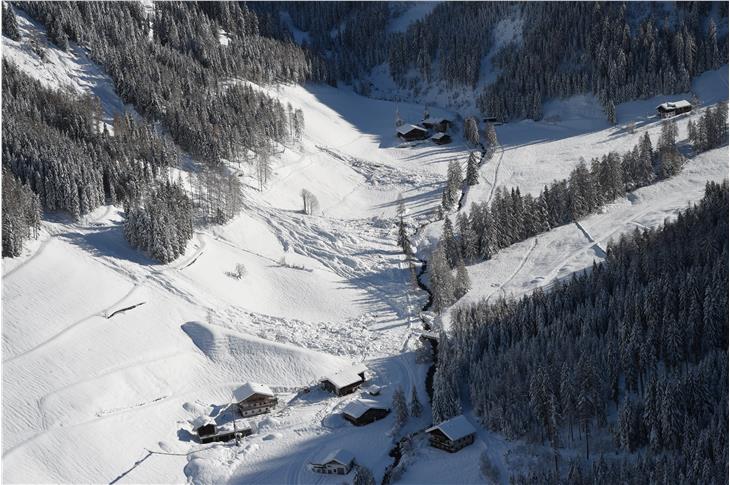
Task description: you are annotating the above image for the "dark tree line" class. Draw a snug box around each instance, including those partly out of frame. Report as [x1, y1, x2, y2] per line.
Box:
[477, 2, 728, 121]
[2, 167, 41, 257]
[2, 60, 177, 218]
[688, 101, 729, 153]
[261, 2, 727, 123]
[433, 109, 727, 287]
[2, 3, 21, 41]
[124, 181, 193, 264]
[17, 1, 307, 165]
[438, 181, 728, 483]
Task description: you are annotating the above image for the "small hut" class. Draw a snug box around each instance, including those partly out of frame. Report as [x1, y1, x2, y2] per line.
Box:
[397, 124, 429, 141]
[196, 418, 252, 444]
[426, 415, 476, 452]
[656, 100, 692, 118]
[342, 399, 390, 426]
[432, 132, 451, 145]
[422, 117, 451, 132]
[321, 371, 364, 396]
[310, 449, 356, 475]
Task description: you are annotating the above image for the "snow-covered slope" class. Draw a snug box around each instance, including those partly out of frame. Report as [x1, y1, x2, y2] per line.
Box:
[2, 12, 727, 485]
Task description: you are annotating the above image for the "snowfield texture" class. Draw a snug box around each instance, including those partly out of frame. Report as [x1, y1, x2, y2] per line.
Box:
[2, 12, 728, 485]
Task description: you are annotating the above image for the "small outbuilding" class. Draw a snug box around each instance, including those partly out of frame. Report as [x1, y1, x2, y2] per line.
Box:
[422, 117, 451, 132]
[656, 100, 692, 118]
[234, 382, 278, 417]
[342, 399, 390, 426]
[426, 415, 476, 452]
[397, 124, 429, 141]
[310, 449, 355, 475]
[321, 371, 364, 396]
[321, 363, 368, 396]
[432, 132, 452, 145]
[196, 418, 252, 444]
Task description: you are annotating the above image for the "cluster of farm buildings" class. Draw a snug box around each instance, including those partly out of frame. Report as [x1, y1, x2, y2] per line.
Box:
[191, 359, 477, 477]
[397, 116, 453, 144]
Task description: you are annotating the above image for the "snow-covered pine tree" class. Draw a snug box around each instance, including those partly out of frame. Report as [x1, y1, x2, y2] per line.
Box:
[2, 4, 21, 41]
[430, 243, 456, 313]
[454, 257, 470, 300]
[431, 334, 461, 423]
[464, 117, 480, 145]
[409, 384, 423, 417]
[465, 152, 479, 186]
[391, 386, 408, 434]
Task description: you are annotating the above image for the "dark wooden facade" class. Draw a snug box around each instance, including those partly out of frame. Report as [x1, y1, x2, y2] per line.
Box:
[197, 423, 253, 444]
[657, 101, 692, 118]
[427, 428, 475, 452]
[432, 133, 451, 145]
[321, 379, 362, 396]
[397, 124, 429, 141]
[343, 407, 390, 426]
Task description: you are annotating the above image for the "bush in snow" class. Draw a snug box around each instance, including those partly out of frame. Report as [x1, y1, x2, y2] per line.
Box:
[226, 263, 247, 279]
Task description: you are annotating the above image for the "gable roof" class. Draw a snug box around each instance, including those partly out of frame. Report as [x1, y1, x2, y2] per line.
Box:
[323, 370, 363, 390]
[426, 415, 476, 441]
[432, 132, 449, 140]
[193, 416, 216, 430]
[397, 124, 428, 136]
[233, 382, 274, 402]
[342, 399, 388, 419]
[350, 362, 368, 375]
[216, 418, 250, 435]
[657, 100, 692, 110]
[319, 449, 355, 467]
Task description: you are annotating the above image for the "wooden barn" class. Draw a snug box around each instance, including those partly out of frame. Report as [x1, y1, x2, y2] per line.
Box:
[310, 449, 356, 475]
[196, 418, 252, 444]
[656, 100, 692, 118]
[321, 371, 364, 396]
[397, 124, 429, 141]
[342, 399, 390, 426]
[234, 382, 278, 418]
[426, 415, 476, 452]
[432, 132, 451, 145]
[321, 363, 367, 396]
[422, 117, 451, 132]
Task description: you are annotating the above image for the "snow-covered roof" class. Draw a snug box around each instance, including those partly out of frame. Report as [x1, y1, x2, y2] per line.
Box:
[397, 124, 428, 135]
[323, 371, 363, 390]
[432, 132, 449, 140]
[426, 415, 476, 441]
[316, 449, 355, 466]
[350, 362, 368, 375]
[657, 100, 692, 110]
[216, 418, 250, 435]
[192, 416, 216, 430]
[342, 399, 388, 419]
[233, 382, 275, 402]
[367, 384, 381, 395]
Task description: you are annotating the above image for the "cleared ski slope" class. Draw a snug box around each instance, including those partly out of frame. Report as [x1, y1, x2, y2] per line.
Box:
[2, 10, 728, 484]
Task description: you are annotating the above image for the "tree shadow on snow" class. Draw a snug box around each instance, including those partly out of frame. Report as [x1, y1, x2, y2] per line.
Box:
[58, 227, 158, 266]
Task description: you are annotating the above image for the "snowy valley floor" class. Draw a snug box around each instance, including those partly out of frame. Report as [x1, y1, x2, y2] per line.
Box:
[2, 13, 729, 484]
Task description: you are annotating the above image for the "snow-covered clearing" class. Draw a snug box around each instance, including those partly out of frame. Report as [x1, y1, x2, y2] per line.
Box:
[2, 12, 728, 485]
